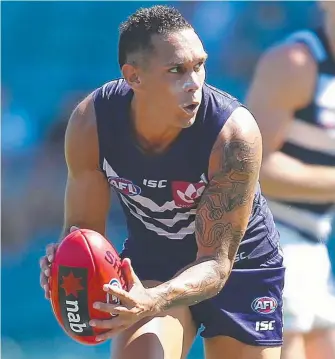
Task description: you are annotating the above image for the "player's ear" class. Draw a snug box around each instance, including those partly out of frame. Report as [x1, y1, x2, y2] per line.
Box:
[122, 64, 141, 89]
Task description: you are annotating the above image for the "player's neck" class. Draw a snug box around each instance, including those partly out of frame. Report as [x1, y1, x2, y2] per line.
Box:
[130, 98, 181, 153]
[324, 20, 335, 60]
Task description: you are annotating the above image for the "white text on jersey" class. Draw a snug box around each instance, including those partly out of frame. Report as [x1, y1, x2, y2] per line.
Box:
[143, 179, 167, 188]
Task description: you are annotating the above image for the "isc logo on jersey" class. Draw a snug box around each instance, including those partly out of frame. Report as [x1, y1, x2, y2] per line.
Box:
[108, 176, 141, 196]
[251, 297, 278, 315]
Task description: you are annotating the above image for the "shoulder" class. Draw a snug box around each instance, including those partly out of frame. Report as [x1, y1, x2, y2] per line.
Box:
[247, 39, 317, 110]
[259, 41, 316, 79]
[202, 85, 258, 140]
[254, 40, 316, 95]
[65, 94, 100, 172]
[222, 107, 260, 142]
[93, 78, 131, 101]
[67, 93, 96, 137]
[204, 83, 240, 108]
[208, 107, 262, 179]
[285, 29, 328, 63]
[202, 83, 242, 128]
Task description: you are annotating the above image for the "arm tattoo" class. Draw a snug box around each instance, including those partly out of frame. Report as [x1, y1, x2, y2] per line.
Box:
[196, 128, 259, 251]
[149, 119, 261, 312]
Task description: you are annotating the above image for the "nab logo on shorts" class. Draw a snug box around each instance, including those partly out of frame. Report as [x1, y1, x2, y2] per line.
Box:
[171, 181, 206, 208]
[251, 297, 278, 315]
[108, 176, 141, 196]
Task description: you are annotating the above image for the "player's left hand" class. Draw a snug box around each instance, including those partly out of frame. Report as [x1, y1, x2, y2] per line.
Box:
[89, 258, 158, 341]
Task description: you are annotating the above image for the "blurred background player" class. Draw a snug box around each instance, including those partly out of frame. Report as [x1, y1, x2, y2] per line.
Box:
[246, 2, 335, 359]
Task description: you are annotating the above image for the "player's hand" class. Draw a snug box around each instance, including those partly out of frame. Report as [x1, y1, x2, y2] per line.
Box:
[90, 258, 158, 341]
[39, 242, 58, 299]
[39, 226, 78, 299]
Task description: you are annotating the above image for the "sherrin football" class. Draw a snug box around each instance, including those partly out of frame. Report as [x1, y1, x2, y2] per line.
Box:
[49, 229, 127, 345]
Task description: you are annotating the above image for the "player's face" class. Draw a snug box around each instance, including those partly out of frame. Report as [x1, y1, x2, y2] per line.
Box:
[139, 29, 207, 128]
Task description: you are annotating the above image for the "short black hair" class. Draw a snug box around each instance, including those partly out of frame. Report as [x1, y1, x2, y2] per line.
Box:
[118, 5, 193, 69]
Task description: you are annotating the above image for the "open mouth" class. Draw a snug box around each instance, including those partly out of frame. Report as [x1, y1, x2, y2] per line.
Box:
[184, 104, 198, 111]
[182, 103, 199, 114]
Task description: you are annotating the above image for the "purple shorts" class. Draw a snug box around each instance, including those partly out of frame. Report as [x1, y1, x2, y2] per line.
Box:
[121, 247, 285, 347]
[190, 251, 284, 346]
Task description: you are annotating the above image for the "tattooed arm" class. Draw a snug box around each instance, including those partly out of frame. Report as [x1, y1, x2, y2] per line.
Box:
[149, 107, 262, 311]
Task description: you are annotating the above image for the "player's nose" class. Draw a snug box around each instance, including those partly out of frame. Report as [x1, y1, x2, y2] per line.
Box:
[182, 73, 201, 93]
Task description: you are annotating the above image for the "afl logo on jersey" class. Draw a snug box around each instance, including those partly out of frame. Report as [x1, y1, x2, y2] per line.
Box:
[108, 176, 141, 196]
[251, 297, 278, 315]
[106, 278, 121, 311]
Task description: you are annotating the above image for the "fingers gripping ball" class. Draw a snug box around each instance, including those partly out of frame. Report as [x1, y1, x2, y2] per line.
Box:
[49, 229, 127, 345]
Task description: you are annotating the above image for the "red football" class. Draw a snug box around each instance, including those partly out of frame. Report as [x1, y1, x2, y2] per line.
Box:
[49, 229, 127, 345]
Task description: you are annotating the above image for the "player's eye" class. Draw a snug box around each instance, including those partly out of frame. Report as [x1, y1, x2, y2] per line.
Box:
[168, 66, 183, 74]
[168, 62, 205, 74]
[194, 62, 205, 72]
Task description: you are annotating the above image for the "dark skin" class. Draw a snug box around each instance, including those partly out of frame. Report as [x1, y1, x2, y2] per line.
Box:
[39, 28, 262, 342]
[89, 107, 262, 341]
[149, 119, 259, 310]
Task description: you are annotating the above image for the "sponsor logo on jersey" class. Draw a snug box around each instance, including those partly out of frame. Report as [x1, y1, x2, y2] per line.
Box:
[171, 181, 206, 208]
[108, 176, 141, 196]
[143, 179, 167, 188]
[251, 296, 278, 315]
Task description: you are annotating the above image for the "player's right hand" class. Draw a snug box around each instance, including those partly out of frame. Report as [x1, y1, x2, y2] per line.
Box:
[39, 227, 79, 299]
[39, 243, 58, 299]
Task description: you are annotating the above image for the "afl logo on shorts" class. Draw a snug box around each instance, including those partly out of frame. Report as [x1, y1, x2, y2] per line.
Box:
[251, 297, 278, 315]
[108, 177, 141, 196]
[106, 278, 122, 306]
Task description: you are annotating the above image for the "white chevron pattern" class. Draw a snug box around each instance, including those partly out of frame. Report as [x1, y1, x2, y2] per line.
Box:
[103, 158, 198, 240]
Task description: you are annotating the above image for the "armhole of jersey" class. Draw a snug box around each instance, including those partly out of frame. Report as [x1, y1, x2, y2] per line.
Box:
[205, 99, 242, 181]
[91, 86, 106, 174]
[285, 30, 327, 64]
[285, 30, 323, 117]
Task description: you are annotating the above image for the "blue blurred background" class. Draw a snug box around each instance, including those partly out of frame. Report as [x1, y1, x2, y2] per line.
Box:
[1, 1, 330, 358]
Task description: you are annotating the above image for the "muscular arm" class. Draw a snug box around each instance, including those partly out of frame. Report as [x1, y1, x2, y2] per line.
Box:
[246, 43, 335, 203]
[149, 107, 261, 310]
[62, 94, 111, 239]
